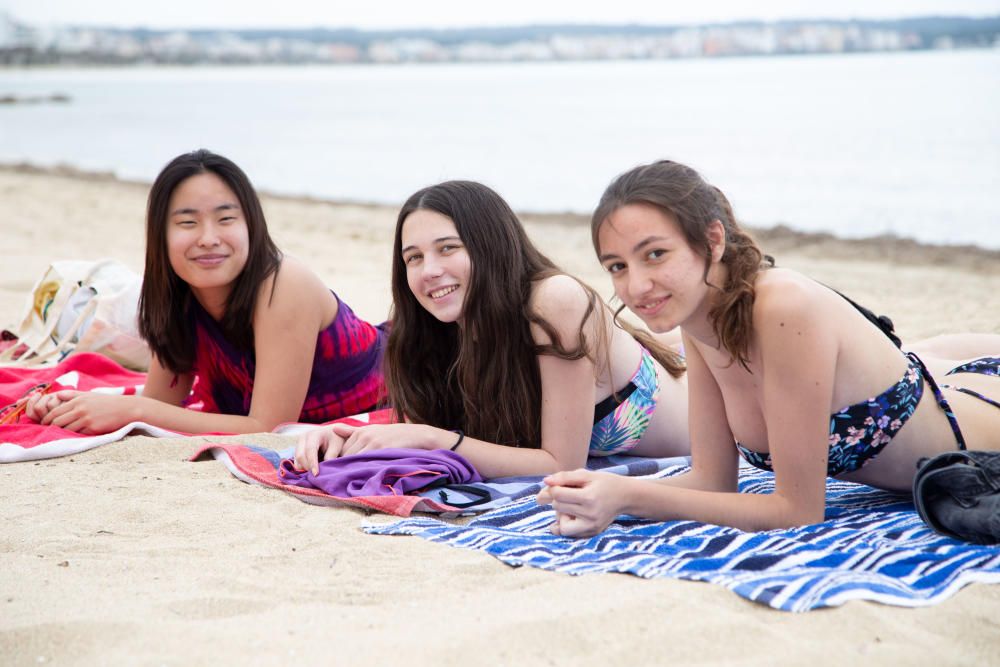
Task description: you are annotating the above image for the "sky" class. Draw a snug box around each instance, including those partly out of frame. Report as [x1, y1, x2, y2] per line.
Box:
[5, 0, 1000, 31]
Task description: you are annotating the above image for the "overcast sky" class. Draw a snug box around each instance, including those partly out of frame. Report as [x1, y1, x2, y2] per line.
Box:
[6, 0, 1000, 31]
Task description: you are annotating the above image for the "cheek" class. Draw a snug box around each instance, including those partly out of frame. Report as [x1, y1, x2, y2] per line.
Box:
[231, 225, 250, 255]
[165, 230, 187, 267]
[609, 273, 629, 299]
[405, 267, 422, 298]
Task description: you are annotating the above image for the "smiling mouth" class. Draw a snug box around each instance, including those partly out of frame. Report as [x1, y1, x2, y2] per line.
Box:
[191, 254, 229, 266]
[636, 296, 669, 313]
[429, 285, 459, 299]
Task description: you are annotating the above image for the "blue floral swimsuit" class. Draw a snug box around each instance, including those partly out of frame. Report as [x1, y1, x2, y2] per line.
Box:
[738, 353, 1000, 477]
[589, 347, 660, 456]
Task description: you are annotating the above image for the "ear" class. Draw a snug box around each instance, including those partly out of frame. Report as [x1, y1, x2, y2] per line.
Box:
[707, 219, 726, 262]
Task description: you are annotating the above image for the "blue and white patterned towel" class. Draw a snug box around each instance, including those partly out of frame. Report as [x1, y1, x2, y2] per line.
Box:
[366, 463, 1000, 612]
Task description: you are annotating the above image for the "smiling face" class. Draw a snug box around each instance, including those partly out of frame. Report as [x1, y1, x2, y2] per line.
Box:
[597, 203, 724, 334]
[400, 209, 472, 324]
[165, 171, 250, 314]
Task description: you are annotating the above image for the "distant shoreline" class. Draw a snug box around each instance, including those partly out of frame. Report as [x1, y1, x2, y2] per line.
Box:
[4, 161, 998, 273]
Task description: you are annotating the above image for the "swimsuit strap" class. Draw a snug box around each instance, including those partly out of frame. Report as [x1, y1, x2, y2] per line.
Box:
[593, 381, 638, 425]
[906, 352, 967, 451]
[944, 386, 1000, 411]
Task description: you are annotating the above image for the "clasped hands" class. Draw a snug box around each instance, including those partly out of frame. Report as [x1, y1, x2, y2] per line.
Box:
[23, 389, 133, 434]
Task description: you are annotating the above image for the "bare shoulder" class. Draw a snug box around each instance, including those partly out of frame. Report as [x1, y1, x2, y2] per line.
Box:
[752, 268, 826, 329]
[528, 274, 598, 345]
[752, 269, 838, 357]
[529, 274, 594, 320]
[257, 256, 335, 324]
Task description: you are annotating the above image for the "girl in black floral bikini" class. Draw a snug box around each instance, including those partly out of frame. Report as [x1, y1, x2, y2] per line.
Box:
[538, 159, 1000, 537]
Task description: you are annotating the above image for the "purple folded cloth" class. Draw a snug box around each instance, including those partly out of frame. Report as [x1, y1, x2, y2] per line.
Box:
[278, 447, 482, 497]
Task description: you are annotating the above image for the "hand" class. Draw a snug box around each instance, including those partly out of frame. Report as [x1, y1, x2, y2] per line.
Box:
[24, 390, 63, 423]
[294, 423, 437, 474]
[30, 390, 136, 435]
[335, 423, 435, 458]
[294, 426, 348, 475]
[536, 469, 629, 538]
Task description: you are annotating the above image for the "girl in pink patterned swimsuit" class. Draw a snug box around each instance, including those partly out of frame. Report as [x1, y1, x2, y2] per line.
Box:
[26, 150, 385, 434]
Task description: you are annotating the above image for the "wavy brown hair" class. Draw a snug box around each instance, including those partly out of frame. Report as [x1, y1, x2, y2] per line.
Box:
[138, 149, 281, 374]
[385, 180, 616, 448]
[592, 160, 772, 371]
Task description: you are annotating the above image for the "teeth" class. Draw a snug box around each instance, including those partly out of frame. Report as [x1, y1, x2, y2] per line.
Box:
[430, 286, 458, 299]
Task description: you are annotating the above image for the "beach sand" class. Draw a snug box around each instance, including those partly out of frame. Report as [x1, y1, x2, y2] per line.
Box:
[1, 165, 999, 666]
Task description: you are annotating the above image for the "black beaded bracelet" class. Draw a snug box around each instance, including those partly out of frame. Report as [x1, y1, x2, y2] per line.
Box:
[450, 429, 465, 452]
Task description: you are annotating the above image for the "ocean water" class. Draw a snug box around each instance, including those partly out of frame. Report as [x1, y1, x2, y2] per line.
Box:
[1, 49, 998, 248]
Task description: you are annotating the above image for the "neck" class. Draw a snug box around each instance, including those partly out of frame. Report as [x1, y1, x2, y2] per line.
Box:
[680, 262, 729, 349]
[191, 286, 230, 321]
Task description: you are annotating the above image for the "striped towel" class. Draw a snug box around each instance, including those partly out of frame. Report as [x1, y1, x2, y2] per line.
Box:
[364, 463, 1000, 611]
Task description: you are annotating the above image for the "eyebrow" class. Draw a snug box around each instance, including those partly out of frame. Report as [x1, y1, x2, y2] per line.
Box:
[401, 235, 462, 254]
[169, 203, 240, 216]
[598, 235, 670, 262]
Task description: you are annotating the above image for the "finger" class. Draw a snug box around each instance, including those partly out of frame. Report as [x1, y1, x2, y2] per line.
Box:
[551, 500, 590, 521]
[52, 390, 82, 400]
[543, 469, 593, 488]
[293, 434, 312, 472]
[330, 423, 357, 438]
[555, 512, 597, 539]
[536, 487, 554, 505]
[24, 394, 44, 421]
[41, 399, 76, 426]
[51, 410, 84, 432]
[339, 432, 367, 458]
[548, 485, 588, 505]
[320, 432, 346, 462]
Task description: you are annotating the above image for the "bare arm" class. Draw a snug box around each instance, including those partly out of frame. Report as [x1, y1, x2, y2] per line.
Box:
[296, 275, 600, 478]
[33, 259, 334, 435]
[542, 284, 837, 535]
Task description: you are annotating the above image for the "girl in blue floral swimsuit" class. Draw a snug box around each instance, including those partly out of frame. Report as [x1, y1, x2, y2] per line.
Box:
[295, 180, 691, 480]
[539, 159, 1000, 537]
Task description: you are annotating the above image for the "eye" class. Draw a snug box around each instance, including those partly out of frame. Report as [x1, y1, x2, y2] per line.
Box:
[646, 248, 667, 261]
[440, 243, 462, 253]
[604, 261, 626, 274]
[219, 216, 237, 224]
[176, 220, 196, 227]
[403, 253, 422, 265]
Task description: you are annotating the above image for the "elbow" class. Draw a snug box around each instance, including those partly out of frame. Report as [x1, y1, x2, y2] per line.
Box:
[759, 499, 825, 531]
[239, 417, 278, 434]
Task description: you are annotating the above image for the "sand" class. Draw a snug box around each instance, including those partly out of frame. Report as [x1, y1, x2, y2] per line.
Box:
[1, 164, 999, 666]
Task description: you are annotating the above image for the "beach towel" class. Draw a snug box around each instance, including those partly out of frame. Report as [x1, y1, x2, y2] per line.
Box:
[192, 439, 686, 517]
[363, 463, 1000, 612]
[0, 352, 388, 463]
[0, 352, 175, 462]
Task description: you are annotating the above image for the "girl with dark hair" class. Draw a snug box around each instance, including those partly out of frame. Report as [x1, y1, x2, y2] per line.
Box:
[295, 180, 690, 479]
[539, 159, 1000, 536]
[26, 150, 386, 434]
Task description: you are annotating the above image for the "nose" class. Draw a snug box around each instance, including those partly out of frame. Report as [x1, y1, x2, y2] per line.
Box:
[625, 265, 654, 300]
[421, 254, 445, 280]
[197, 221, 221, 247]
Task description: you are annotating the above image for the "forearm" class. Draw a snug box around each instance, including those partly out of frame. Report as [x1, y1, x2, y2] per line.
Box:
[126, 395, 275, 434]
[420, 426, 574, 479]
[621, 478, 824, 532]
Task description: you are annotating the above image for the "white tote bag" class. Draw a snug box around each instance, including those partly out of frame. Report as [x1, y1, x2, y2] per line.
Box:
[0, 259, 150, 370]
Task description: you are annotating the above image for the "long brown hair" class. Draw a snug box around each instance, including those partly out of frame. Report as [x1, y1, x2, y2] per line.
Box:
[385, 180, 606, 448]
[138, 149, 281, 374]
[592, 160, 772, 371]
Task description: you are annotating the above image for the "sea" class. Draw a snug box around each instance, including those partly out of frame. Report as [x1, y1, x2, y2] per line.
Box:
[1, 48, 998, 248]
